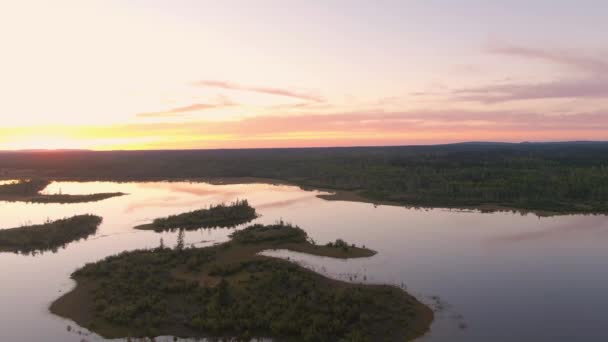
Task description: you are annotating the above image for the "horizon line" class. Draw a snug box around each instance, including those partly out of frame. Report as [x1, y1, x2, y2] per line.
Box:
[1, 140, 607, 153]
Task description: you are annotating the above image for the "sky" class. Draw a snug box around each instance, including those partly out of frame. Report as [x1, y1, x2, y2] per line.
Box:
[1, 0, 607, 150]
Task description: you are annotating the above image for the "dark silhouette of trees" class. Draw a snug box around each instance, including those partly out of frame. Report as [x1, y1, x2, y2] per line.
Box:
[0, 215, 102, 254]
[0, 179, 124, 203]
[175, 229, 185, 251]
[136, 199, 257, 231]
[3, 142, 608, 213]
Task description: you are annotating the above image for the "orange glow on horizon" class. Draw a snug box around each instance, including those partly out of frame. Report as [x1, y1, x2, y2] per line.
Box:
[2, 121, 606, 151]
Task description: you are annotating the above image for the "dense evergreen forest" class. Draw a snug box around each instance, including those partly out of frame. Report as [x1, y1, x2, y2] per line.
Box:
[2, 142, 608, 213]
[51, 222, 430, 341]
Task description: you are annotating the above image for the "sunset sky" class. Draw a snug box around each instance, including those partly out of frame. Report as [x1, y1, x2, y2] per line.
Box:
[1, 0, 607, 150]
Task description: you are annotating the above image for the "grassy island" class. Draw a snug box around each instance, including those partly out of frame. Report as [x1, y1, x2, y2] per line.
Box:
[135, 199, 257, 231]
[0, 215, 102, 254]
[0, 179, 125, 204]
[51, 223, 431, 341]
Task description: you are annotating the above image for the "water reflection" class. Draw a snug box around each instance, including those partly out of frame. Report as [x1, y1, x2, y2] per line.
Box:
[137, 182, 244, 199]
[1, 181, 608, 341]
[123, 196, 208, 213]
[256, 195, 317, 209]
[486, 215, 608, 245]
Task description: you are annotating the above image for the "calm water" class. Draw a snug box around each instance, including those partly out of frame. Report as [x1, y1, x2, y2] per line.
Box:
[1, 181, 607, 341]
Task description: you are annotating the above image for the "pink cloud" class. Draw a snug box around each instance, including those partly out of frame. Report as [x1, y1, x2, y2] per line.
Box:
[486, 41, 608, 74]
[136, 100, 236, 118]
[454, 78, 608, 103]
[118, 109, 608, 144]
[192, 80, 324, 102]
[448, 42, 608, 103]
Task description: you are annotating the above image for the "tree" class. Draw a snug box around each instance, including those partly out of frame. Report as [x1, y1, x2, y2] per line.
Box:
[175, 229, 185, 251]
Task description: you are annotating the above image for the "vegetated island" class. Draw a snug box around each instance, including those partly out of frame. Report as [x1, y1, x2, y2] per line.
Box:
[135, 199, 258, 232]
[0, 179, 125, 204]
[51, 222, 432, 341]
[0, 215, 102, 254]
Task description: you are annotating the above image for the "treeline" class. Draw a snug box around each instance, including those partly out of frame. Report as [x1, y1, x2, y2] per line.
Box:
[0, 179, 124, 203]
[0, 179, 50, 196]
[230, 221, 308, 244]
[0, 215, 102, 254]
[231, 223, 375, 257]
[3, 142, 608, 212]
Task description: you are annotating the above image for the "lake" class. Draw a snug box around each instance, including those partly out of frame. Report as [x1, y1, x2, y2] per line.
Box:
[1, 181, 607, 341]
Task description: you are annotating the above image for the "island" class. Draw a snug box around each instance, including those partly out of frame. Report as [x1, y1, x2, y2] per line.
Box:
[0, 179, 125, 204]
[0, 215, 102, 254]
[51, 222, 432, 341]
[134, 199, 258, 231]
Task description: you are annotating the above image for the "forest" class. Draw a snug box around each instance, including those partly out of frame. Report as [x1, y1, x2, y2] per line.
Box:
[0, 179, 125, 204]
[135, 199, 257, 231]
[2, 142, 608, 213]
[51, 222, 428, 341]
[0, 215, 102, 254]
[0, 179, 49, 195]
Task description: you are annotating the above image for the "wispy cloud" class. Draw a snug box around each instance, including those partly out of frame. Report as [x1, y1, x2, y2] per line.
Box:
[450, 42, 608, 103]
[122, 109, 608, 149]
[123, 109, 608, 140]
[454, 78, 608, 103]
[192, 80, 324, 102]
[486, 41, 608, 74]
[136, 100, 235, 118]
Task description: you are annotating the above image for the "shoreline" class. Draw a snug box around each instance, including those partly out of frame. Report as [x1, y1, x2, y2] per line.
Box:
[51, 264, 433, 341]
[50, 223, 432, 341]
[192, 177, 608, 217]
[0, 215, 102, 254]
[1, 175, 603, 216]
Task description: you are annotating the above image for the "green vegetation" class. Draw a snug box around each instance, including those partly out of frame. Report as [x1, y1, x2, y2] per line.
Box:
[2, 142, 608, 214]
[0, 179, 125, 203]
[0, 215, 102, 254]
[135, 199, 257, 231]
[22, 193, 125, 203]
[51, 223, 428, 341]
[0, 179, 50, 196]
[225, 221, 376, 258]
[327, 238, 355, 250]
[230, 221, 308, 244]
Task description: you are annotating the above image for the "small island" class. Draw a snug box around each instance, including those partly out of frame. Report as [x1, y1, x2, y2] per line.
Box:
[51, 222, 432, 341]
[135, 199, 258, 232]
[0, 215, 102, 254]
[0, 179, 125, 204]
